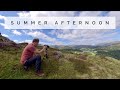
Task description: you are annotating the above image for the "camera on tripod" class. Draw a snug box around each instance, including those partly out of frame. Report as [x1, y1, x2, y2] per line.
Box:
[43, 45, 50, 59]
[44, 45, 49, 50]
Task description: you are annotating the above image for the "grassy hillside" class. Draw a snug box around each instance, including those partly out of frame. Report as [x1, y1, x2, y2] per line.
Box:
[1, 46, 120, 79]
[95, 44, 120, 60]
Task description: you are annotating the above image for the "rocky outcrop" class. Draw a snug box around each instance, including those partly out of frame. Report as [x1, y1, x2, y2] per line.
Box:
[18, 43, 28, 48]
[0, 33, 20, 49]
[53, 51, 63, 59]
[0, 42, 19, 48]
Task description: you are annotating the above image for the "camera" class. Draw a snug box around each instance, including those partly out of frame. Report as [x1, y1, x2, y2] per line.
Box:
[43, 45, 49, 59]
[44, 45, 49, 50]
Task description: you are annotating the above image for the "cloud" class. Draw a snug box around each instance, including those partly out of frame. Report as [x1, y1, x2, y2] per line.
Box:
[0, 15, 11, 29]
[0, 15, 6, 20]
[79, 11, 102, 16]
[17, 11, 77, 17]
[13, 40, 19, 43]
[48, 11, 120, 45]
[17, 11, 77, 45]
[11, 11, 120, 45]
[107, 11, 120, 28]
[27, 31, 63, 45]
[14, 39, 32, 44]
[52, 29, 118, 45]
[1, 34, 9, 38]
[12, 30, 22, 35]
[17, 11, 78, 29]
[23, 40, 32, 43]
[17, 11, 120, 45]
[22, 30, 63, 45]
[0, 23, 11, 29]
[13, 39, 56, 45]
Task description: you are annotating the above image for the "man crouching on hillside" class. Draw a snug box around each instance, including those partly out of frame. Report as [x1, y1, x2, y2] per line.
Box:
[20, 38, 47, 76]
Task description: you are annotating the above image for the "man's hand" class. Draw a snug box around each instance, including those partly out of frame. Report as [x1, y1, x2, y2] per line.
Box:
[34, 46, 47, 54]
[43, 45, 47, 50]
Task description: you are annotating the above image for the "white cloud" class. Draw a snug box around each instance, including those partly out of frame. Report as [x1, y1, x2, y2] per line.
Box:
[17, 11, 120, 45]
[17, 11, 30, 17]
[0, 15, 11, 29]
[107, 11, 120, 28]
[79, 11, 102, 16]
[13, 40, 19, 43]
[0, 23, 10, 29]
[0, 15, 6, 20]
[48, 11, 120, 45]
[17, 11, 76, 17]
[14, 39, 32, 44]
[1, 34, 9, 38]
[23, 40, 32, 43]
[17, 11, 77, 45]
[14, 39, 57, 45]
[0, 11, 119, 45]
[17, 11, 77, 29]
[27, 31, 55, 42]
[27, 31, 63, 45]
[53, 29, 118, 45]
[12, 30, 22, 35]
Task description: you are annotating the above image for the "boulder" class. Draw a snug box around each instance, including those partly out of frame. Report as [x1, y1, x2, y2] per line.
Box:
[53, 51, 63, 59]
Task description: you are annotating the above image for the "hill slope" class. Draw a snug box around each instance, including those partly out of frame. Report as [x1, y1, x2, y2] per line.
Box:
[1, 47, 120, 79]
[1, 35, 120, 79]
[0, 33, 19, 49]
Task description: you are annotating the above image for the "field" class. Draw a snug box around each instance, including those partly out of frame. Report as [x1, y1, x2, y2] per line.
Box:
[1, 46, 120, 79]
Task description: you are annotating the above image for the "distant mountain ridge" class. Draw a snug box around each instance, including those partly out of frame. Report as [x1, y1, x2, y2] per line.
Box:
[51, 41, 120, 50]
[1, 32, 120, 50]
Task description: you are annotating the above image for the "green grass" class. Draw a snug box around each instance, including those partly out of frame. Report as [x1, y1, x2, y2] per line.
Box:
[97, 50, 120, 60]
[1, 48, 120, 79]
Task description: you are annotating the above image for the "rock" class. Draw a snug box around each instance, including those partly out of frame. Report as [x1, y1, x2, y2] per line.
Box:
[0, 42, 20, 49]
[0, 34, 21, 49]
[53, 51, 63, 59]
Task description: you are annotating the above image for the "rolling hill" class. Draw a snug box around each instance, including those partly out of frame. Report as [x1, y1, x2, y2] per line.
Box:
[1, 34, 120, 79]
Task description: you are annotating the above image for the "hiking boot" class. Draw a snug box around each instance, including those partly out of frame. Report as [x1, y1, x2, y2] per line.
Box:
[36, 70, 45, 76]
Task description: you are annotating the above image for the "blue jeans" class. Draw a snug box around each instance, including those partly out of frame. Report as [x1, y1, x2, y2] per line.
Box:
[24, 55, 42, 72]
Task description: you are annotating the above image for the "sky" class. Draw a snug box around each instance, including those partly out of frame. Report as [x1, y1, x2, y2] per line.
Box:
[0, 11, 120, 45]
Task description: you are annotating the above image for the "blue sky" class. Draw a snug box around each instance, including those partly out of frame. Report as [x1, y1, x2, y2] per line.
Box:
[0, 11, 120, 45]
